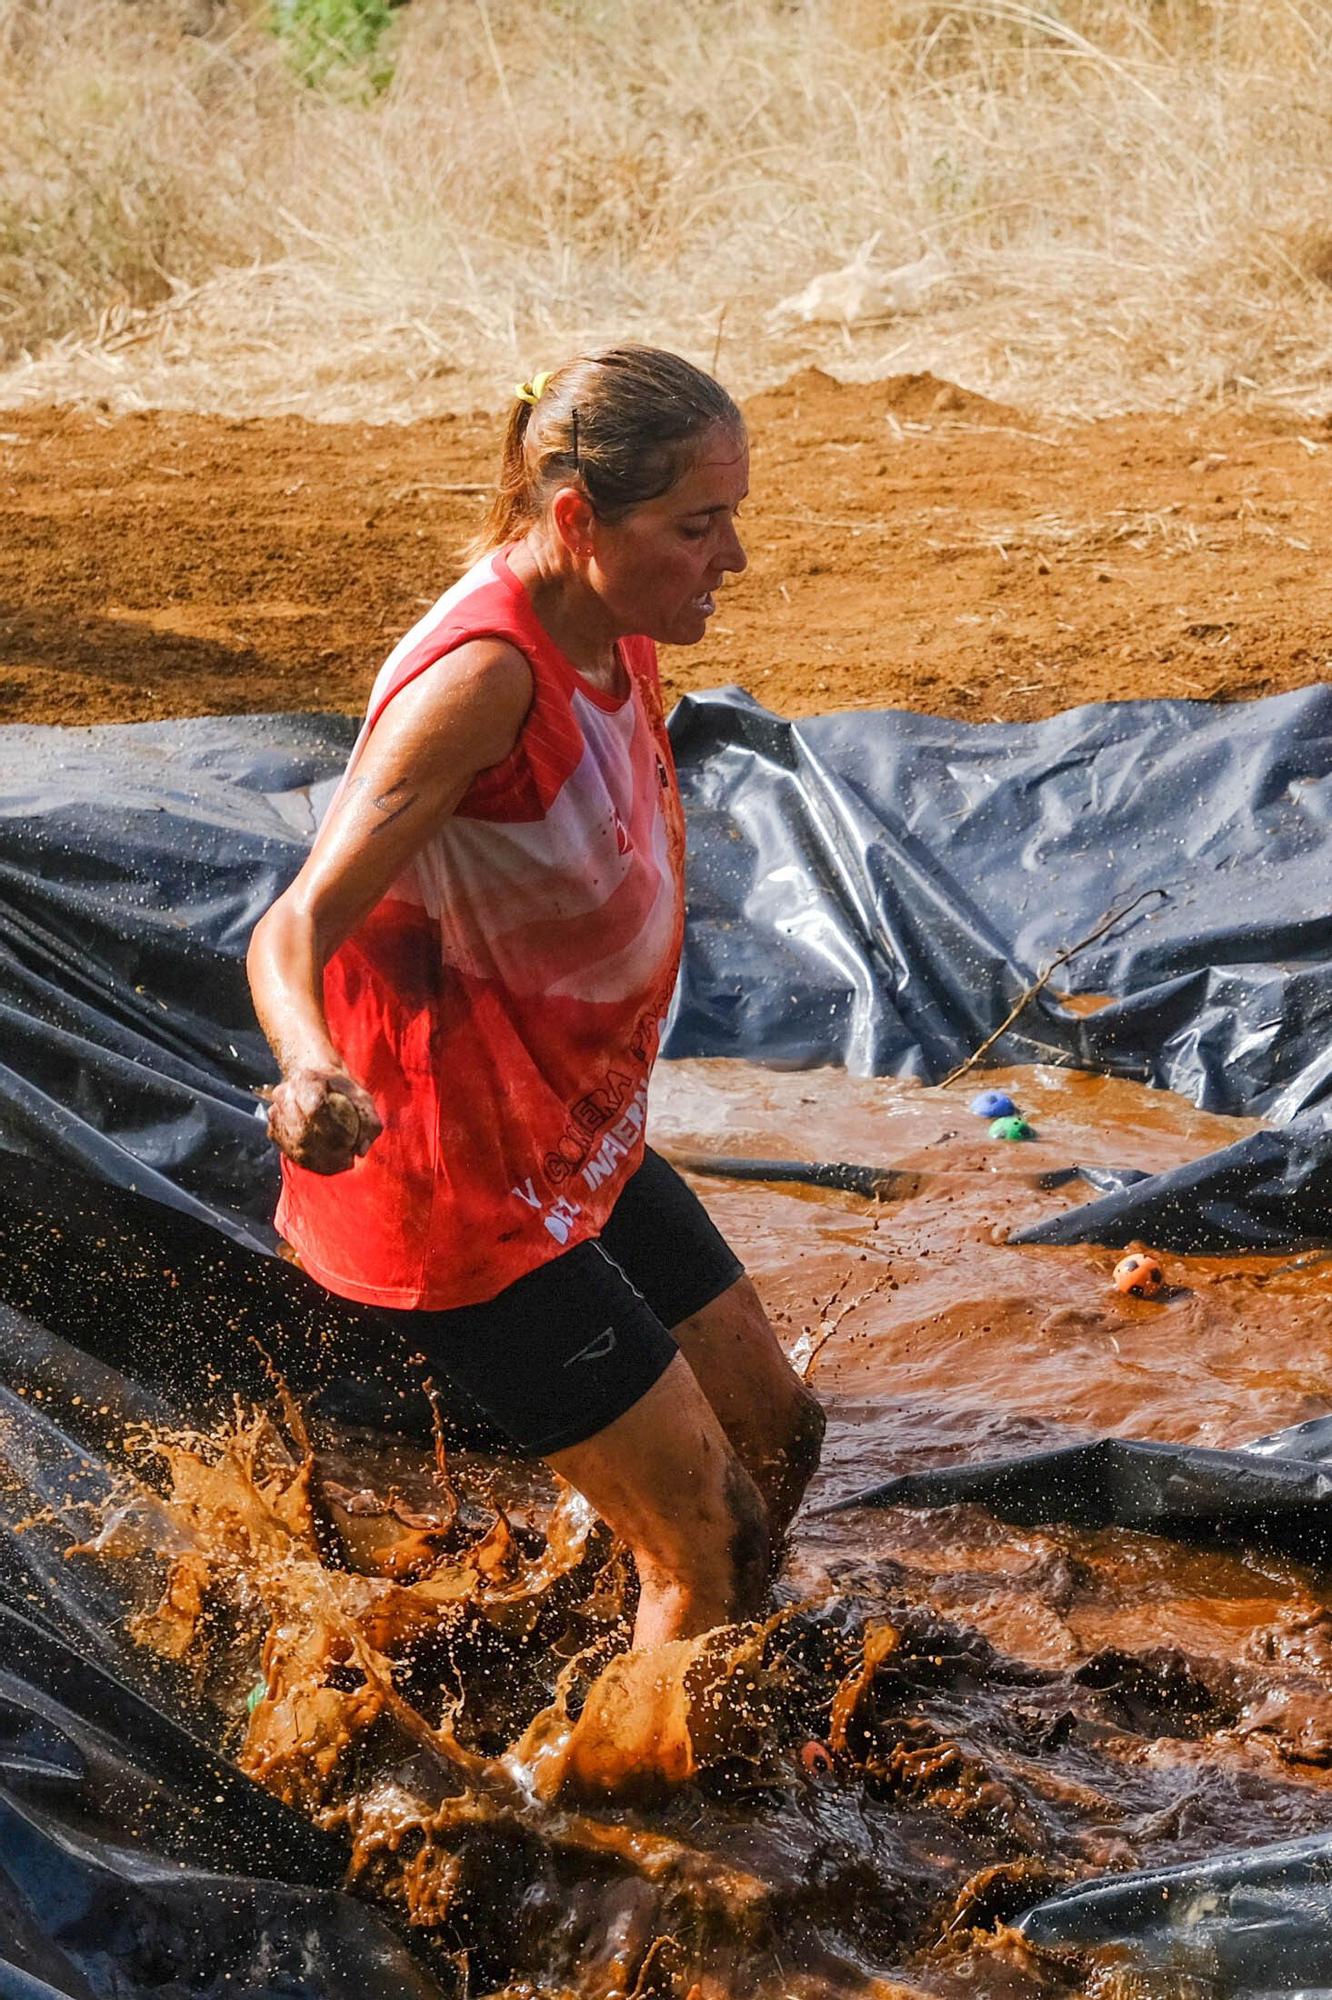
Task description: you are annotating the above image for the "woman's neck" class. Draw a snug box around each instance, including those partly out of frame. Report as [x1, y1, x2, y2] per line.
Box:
[506, 538, 624, 690]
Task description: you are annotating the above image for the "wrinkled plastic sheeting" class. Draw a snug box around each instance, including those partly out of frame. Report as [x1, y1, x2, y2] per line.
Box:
[665, 684, 1332, 1119]
[671, 1150, 1149, 1202]
[8, 690, 1332, 1233]
[1247, 1413, 1332, 1461]
[0, 1151, 456, 1998]
[0, 1596, 447, 2000]
[1019, 1826, 1332, 1995]
[830, 1412, 1332, 1560]
[0, 712, 353, 1238]
[0, 1139, 489, 1688]
[1012, 1117, 1332, 1252]
[0, 1146, 482, 1452]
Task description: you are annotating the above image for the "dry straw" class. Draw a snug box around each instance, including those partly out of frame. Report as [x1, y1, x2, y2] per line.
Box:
[3, 0, 1332, 420]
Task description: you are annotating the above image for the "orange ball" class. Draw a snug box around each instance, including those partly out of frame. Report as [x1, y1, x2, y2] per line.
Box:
[799, 1738, 835, 1779]
[1114, 1252, 1164, 1296]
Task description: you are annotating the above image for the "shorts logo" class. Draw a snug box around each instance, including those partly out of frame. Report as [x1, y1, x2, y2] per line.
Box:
[612, 809, 632, 856]
[564, 1326, 617, 1367]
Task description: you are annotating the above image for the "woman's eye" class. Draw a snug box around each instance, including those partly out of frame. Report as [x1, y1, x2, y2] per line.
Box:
[680, 524, 710, 541]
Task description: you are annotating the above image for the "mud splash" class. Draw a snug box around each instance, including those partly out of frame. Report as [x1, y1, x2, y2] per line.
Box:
[82, 1063, 1332, 1997]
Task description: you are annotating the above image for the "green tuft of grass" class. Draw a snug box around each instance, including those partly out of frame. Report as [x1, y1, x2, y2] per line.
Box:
[270, 0, 396, 93]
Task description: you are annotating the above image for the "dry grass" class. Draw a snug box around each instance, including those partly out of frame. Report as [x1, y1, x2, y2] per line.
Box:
[3, 0, 1332, 420]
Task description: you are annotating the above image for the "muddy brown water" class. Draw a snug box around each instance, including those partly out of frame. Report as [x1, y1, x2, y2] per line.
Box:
[85, 1064, 1332, 1998]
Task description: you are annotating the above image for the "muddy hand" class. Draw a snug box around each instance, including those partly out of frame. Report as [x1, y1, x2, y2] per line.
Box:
[266, 1067, 382, 1175]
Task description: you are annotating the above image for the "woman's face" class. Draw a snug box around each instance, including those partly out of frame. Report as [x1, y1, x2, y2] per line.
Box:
[585, 423, 749, 646]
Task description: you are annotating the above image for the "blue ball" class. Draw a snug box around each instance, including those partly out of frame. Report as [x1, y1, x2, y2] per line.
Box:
[970, 1089, 1017, 1119]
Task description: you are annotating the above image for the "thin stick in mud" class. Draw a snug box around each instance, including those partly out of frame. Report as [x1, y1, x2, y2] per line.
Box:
[940, 887, 1168, 1088]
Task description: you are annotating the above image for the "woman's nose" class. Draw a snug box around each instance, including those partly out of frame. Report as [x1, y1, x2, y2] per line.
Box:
[720, 522, 747, 574]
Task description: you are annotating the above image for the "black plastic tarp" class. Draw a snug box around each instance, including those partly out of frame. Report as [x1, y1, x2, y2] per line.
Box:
[1011, 1118, 1332, 1253]
[666, 683, 1332, 1121]
[10, 687, 1332, 1992]
[825, 1418, 1332, 1558]
[0, 713, 486, 1995]
[0, 1151, 455, 1998]
[667, 1148, 1150, 1203]
[8, 686, 1332, 1233]
[1019, 1826, 1332, 1993]
[0, 1589, 445, 2000]
[0, 712, 354, 1241]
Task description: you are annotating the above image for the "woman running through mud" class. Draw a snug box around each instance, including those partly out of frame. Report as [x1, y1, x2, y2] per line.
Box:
[248, 344, 824, 1649]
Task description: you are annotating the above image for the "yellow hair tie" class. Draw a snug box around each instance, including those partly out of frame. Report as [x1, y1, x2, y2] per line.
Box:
[513, 368, 554, 407]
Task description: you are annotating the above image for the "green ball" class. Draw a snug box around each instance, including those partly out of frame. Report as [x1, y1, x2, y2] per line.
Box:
[990, 1114, 1034, 1142]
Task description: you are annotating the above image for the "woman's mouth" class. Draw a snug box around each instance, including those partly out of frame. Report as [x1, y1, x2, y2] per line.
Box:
[692, 592, 716, 617]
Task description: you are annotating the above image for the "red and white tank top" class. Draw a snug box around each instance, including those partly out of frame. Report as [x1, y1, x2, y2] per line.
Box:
[275, 547, 686, 1310]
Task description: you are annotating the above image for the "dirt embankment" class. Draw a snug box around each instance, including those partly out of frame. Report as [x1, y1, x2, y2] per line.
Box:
[3, 370, 1329, 729]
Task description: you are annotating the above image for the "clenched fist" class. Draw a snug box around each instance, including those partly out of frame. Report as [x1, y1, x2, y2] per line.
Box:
[266, 1067, 383, 1176]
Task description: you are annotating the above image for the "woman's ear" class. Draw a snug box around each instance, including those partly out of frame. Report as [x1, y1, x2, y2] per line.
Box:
[550, 483, 597, 558]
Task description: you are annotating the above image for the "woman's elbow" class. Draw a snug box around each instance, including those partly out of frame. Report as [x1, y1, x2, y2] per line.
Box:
[246, 899, 279, 981]
[248, 889, 341, 991]
[247, 892, 305, 994]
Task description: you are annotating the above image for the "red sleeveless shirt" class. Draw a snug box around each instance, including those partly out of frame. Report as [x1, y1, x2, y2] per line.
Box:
[275, 548, 686, 1309]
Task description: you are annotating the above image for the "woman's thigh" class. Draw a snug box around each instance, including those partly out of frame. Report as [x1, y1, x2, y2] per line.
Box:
[383, 1238, 679, 1459]
[376, 1151, 814, 1505]
[596, 1147, 744, 1330]
[600, 1152, 816, 1473]
[378, 1231, 767, 1638]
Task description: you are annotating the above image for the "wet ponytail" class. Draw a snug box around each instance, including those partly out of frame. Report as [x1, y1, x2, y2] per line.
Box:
[467, 344, 743, 563]
[474, 394, 540, 556]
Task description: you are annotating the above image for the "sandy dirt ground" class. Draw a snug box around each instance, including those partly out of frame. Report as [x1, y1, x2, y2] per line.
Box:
[3, 368, 1330, 729]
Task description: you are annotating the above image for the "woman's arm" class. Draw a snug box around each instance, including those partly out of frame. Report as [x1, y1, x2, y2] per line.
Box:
[248, 638, 532, 1174]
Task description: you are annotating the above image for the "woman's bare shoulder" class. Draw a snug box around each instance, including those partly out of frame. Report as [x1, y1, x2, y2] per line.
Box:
[369, 635, 534, 775]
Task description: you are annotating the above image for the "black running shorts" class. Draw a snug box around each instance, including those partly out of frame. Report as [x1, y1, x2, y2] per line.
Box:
[372, 1148, 744, 1458]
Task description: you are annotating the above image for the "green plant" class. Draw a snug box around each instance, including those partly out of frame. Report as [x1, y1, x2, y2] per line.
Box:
[270, 0, 395, 92]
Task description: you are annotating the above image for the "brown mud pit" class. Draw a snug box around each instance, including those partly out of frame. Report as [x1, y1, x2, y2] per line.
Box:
[78, 1064, 1332, 2000]
[4, 371, 1332, 728]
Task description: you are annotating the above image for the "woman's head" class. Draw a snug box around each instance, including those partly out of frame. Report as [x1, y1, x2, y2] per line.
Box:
[472, 344, 748, 645]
